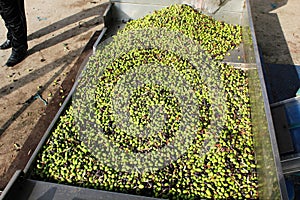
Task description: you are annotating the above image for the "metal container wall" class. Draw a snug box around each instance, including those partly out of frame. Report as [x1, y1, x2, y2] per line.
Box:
[242, 2, 287, 198]
[1, 0, 288, 199]
[106, 0, 287, 198]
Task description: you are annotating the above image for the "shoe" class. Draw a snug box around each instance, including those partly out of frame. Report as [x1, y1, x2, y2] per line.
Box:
[0, 40, 12, 50]
[5, 48, 27, 67]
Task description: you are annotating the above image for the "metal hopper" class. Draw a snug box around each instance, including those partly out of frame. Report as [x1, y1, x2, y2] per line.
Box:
[0, 0, 288, 199]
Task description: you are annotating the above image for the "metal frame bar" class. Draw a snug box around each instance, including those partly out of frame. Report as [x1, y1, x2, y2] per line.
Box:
[282, 156, 300, 175]
[246, 0, 285, 194]
[0, 170, 23, 200]
[23, 27, 108, 175]
[2, 179, 160, 200]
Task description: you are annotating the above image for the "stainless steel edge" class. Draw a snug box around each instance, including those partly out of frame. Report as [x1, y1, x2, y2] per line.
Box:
[93, 27, 108, 54]
[24, 27, 108, 175]
[282, 156, 300, 175]
[103, 2, 112, 17]
[246, 0, 288, 199]
[22, 29, 108, 174]
[271, 96, 300, 108]
[110, 0, 182, 6]
[103, 3, 113, 27]
[3, 179, 161, 200]
[23, 79, 80, 175]
[0, 170, 22, 200]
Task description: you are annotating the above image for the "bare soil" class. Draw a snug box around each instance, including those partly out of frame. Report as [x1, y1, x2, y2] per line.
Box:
[251, 0, 300, 65]
[0, 0, 107, 190]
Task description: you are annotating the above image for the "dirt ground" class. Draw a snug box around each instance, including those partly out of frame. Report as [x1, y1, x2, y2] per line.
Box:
[0, 0, 107, 190]
[0, 0, 299, 193]
[251, 0, 300, 65]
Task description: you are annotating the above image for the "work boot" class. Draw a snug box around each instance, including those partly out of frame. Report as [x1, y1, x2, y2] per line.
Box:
[0, 40, 12, 50]
[5, 48, 27, 67]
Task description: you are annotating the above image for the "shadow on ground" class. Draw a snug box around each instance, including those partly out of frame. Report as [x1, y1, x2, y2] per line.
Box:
[27, 4, 107, 56]
[0, 3, 108, 139]
[250, 0, 299, 103]
[0, 48, 81, 137]
[0, 3, 107, 99]
[0, 28, 101, 190]
[0, 4, 106, 144]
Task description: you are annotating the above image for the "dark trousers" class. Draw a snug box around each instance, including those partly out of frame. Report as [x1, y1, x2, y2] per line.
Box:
[0, 0, 27, 51]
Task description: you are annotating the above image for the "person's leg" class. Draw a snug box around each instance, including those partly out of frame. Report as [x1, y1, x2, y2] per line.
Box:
[15, 0, 27, 51]
[0, 2, 13, 49]
[0, 0, 27, 66]
[18, 0, 27, 42]
[6, 30, 12, 41]
[0, 29, 13, 50]
[1, 0, 27, 50]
